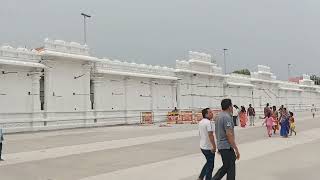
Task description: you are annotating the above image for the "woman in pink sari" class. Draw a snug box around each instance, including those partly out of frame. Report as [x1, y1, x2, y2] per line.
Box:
[239, 106, 248, 127]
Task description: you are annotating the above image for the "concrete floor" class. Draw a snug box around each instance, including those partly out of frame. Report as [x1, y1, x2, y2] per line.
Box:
[0, 116, 319, 180]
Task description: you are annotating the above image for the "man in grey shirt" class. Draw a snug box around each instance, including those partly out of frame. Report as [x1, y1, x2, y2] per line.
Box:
[212, 99, 240, 180]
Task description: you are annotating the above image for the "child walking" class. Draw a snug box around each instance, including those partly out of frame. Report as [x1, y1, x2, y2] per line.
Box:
[289, 111, 297, 136]
[263, 112, 274, 137]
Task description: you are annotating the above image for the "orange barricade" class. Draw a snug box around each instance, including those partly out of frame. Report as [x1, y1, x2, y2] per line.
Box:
[194, 112, 203, 123]
[212, 109, 221, 119]
[180, 111, 193, 124]
[140, 112, 153, 125]
[167, 112, 179, 124]
[167, 109, 221, 125]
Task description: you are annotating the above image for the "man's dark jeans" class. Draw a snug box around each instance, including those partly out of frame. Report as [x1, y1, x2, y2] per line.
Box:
[212, 148, 236, 180]
[199, 149, 215, 180]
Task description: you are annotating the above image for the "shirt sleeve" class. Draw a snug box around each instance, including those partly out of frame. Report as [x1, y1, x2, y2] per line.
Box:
[223, 116, 233, 130]
[207, 121, 214, 132]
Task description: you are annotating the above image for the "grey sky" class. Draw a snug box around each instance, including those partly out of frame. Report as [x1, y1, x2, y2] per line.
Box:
[1, 0, 320, 79]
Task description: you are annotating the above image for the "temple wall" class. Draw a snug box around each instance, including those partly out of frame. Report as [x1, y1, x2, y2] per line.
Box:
[0, 41, 319, 133]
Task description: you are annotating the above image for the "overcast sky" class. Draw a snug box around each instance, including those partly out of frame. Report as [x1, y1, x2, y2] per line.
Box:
[1, 0, 320, 79]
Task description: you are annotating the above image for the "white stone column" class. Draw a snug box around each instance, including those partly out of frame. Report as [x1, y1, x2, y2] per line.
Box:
[44, 68, 52, 112]
[30, 72, 42, 130]
[82, 64, 92, 111]
[190, 74, 195, 110]
[31, 73, 41, 112]
[124, 76, 128, 124]
[208, 77, 213, 108]
[92, 76, 104, 110]
[172, 81, 178, 108]
[150, 79, 154, 111]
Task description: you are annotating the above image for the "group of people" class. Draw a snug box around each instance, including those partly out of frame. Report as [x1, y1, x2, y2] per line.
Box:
[198, 99, 239, 180]
[232, 104, 256, 128]
[231, 103, 297, 138]
[197, 100, 302, 180]
[263, 103, 296, 138]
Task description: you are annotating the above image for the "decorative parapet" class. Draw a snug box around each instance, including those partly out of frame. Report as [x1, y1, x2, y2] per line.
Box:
[176, 51, 223, 75]
[226, 73, 254, 87]
[251, 65, 277, 81]
[0, 45, 41, 62]
[0, 45, 45, 68]
[279, 81, 303, 92]
[94, 58, 177, 80]
[188, 51, 212, 63]
[299, 74, 314, 86]
[43, 38, 89, 56]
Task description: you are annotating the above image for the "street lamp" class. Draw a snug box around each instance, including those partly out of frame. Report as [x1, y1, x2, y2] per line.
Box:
[81, 13, 91, 45]
[288, 63, 291, 81]
[223, 48, 228, 74]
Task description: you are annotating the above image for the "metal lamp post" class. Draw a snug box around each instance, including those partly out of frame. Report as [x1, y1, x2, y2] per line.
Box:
[81, 13, 91, 45]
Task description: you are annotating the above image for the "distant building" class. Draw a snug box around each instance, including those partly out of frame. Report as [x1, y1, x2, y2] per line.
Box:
[289, 76, 303, 84]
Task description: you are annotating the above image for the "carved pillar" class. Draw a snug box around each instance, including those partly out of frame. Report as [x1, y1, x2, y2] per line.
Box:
[30, 72, 42, 130]
[82, 64, 92, 111]
[92, 76, 104, 110]
[172, 81, 178, 109]
[124, 76, 128, 124]
[30, 73, 41, 112]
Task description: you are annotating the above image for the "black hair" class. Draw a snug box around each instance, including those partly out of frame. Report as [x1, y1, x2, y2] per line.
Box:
[289, 111, 293, 116]
[221, 99, 232, 110]
[202, 108, 210, 118]
[267, 112, 271, 118]
[266, 103, 269, 107]
[241, 106, 246, 112]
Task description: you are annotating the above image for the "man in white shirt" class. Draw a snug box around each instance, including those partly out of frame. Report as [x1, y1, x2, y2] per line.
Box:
[198, 108, 216, 180]
[232, 105, 239, 126]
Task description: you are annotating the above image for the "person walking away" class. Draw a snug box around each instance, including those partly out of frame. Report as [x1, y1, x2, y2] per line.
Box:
[0, 127, 4, 161]
[311, 104, 316, 119]
[264, 103, 271, 118]
[289, 111, 297, 136]
[232, 105, 239, 126]
[198, 108, 216, 180]
[239, 106, 248, 128]
[263, 112, 274, 137]
[280, 108, 290, 138]
[247, 104, 255, 126]
[272, 106, 279, 134]
[212, 99, 240, 180]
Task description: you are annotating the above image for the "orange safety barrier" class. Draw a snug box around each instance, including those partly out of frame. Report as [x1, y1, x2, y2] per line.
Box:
[180, 111, 193, 124]
[166, 109, 222, 125]
[212, 109, 221, 119]
[194, 112, 203, 122]
[167, 112, 179, 124]
[140, 112, 153, 125]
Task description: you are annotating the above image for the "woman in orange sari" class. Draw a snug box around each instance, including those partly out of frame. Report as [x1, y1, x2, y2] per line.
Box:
[272, 106, 279, 134]
[239, 106, 248, 128]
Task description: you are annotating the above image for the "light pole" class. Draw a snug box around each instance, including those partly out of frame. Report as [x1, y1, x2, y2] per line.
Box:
[81, 13, 91, 45]
[288, 63, 291, 81]
[223, 48, 228, 74]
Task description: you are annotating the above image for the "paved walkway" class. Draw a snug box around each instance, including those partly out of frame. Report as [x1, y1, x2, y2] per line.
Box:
[0, 116, 319, 180]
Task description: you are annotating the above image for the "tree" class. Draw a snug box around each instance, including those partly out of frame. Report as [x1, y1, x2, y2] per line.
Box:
[310, 75, 320, 85]
[233, 69, 251, 76]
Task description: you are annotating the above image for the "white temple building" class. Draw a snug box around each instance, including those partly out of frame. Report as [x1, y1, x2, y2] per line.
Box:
[0, 39, 319, 132]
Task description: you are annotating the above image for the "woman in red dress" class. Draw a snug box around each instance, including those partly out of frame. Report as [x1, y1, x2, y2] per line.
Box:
[239, 106, 248, 128]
